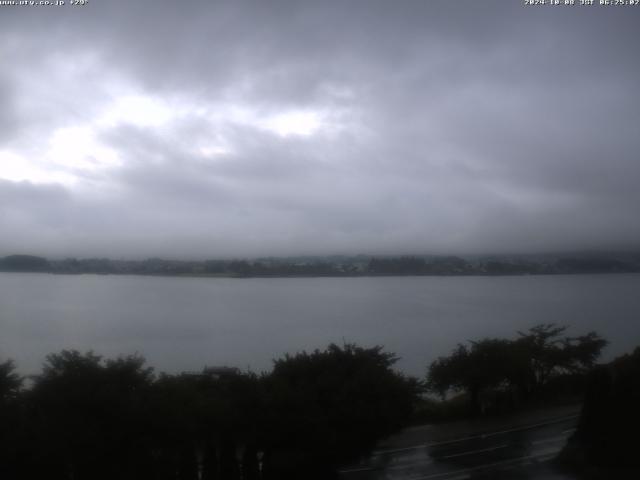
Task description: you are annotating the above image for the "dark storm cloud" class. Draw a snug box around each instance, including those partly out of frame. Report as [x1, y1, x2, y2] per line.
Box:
[0, 0, 639, 257]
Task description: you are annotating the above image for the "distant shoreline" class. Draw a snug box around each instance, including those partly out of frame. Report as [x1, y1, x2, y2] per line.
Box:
[2, 270, 640, 280]
[2, 253, 639, 278]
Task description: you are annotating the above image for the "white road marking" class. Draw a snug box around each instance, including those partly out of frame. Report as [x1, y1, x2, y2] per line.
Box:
[341, 437, 568, 476]
[372, 443, 430, 455]
[372, 414, 579, 456]
[441, 443, 508, 459]
[339, 466, 373, 473]
[387, 458, 434, 471]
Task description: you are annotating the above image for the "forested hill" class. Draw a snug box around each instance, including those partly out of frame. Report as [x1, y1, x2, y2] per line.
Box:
[1, 253, 639, 277]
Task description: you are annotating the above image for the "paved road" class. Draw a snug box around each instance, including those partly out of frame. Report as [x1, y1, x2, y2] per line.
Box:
[339, 408, 580, 480]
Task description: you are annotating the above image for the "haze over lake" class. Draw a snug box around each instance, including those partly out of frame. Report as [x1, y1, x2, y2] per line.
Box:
[2, 272, 639, 377]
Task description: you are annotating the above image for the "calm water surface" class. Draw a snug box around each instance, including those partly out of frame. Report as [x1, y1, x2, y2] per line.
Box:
[1, 273, 639, 376]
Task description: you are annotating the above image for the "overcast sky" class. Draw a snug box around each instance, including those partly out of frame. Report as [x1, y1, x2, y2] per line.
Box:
[1, 0, 639, 259]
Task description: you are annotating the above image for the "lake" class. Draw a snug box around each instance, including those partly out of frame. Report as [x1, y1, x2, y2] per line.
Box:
[1, 273, 639, 377]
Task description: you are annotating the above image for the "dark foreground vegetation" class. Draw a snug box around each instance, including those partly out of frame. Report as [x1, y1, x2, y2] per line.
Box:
[424, 325, 640, 476]
[0, 344, 418, 480]
[424, 324, 607, 419]
[557, 347, 640, 477]
[1, 326, 637, 479]
[2, 252, 640, 277]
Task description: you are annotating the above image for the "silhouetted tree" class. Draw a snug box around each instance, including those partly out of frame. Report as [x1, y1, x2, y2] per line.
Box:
[0, 359, 22, 402]
[3, 343, 419, 480]
[262, 343, 420, 479]
[427, 325, 607, 415]
[0, 359, 23, 478]
[149, 368, 262, 480]
[27, 351, 155, 480]
[427, 339, 516, 414]
[559, 346, 640, 474]
[515, 324, 607, 395]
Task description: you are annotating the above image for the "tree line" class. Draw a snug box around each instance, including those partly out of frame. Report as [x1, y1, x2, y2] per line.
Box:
[426, 324, 607, 416]
[0, 344, 418, 480]
[0, 325, 623, 479]
[2, 253, 639, 277]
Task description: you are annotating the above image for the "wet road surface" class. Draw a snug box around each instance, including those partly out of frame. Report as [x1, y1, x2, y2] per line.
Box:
[340, 407, 580, 480]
